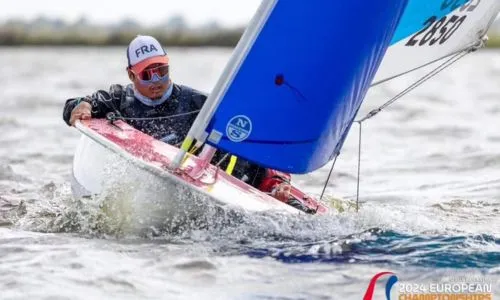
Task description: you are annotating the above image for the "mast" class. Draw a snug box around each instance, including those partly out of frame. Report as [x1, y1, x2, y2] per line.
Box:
[169, 0, 279, 169]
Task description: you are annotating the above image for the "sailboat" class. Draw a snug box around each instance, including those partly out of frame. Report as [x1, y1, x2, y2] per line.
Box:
[71, 0, 500, 229]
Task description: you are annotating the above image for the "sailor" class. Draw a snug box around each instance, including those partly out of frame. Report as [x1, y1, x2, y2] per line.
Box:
[63, 35, 315, 214]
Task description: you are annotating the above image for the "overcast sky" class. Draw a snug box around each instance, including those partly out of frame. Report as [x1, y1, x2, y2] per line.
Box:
[0, 0, 263, 27]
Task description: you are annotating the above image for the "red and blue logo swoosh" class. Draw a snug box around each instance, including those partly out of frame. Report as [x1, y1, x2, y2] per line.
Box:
[363, 272, 399, 300]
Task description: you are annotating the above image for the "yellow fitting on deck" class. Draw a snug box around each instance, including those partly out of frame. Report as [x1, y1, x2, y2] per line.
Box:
[226, 155, 238, 175]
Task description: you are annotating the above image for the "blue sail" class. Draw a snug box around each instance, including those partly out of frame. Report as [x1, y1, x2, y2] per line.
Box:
[203, 0, 409, 173]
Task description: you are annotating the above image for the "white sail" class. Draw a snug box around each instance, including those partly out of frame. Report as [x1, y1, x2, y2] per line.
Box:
[373, 0, 500, 85]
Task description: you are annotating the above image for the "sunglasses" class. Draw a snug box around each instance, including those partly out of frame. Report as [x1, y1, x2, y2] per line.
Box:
[134, 65, 170, 83]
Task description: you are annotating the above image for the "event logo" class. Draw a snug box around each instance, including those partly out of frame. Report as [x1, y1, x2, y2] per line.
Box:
[363, 272, 493, 300]
[363, 272, 399, 300]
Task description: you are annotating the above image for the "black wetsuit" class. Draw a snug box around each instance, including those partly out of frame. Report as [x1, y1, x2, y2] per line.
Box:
[63, 83, 266, 186]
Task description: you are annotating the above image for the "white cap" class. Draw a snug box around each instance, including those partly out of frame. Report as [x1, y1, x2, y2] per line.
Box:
[127, 35, 169, 73]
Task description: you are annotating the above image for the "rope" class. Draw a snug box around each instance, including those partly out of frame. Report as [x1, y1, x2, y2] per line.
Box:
[357, 50, 470, 123]
[107, 110, 201, 122]
[215, 153, 230, 167]
[355, 121, 362, 212]
[370, 38, 486, 87]
[320, 153, 339, 201]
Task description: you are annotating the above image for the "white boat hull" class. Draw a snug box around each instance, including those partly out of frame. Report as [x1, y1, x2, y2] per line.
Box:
[71, 120, 307, 232]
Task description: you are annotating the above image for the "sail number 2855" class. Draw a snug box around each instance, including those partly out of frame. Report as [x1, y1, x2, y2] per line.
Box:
[405, 0, 481, 47]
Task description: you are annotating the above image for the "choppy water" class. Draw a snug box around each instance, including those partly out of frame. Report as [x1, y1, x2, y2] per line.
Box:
[0, 47, 499, 299]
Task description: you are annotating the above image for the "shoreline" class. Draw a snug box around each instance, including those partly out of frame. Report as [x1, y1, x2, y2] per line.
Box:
[1, 33, 499, 48]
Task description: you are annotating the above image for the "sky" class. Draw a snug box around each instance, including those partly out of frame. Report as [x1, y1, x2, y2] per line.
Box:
[0, 0, 263, 27]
